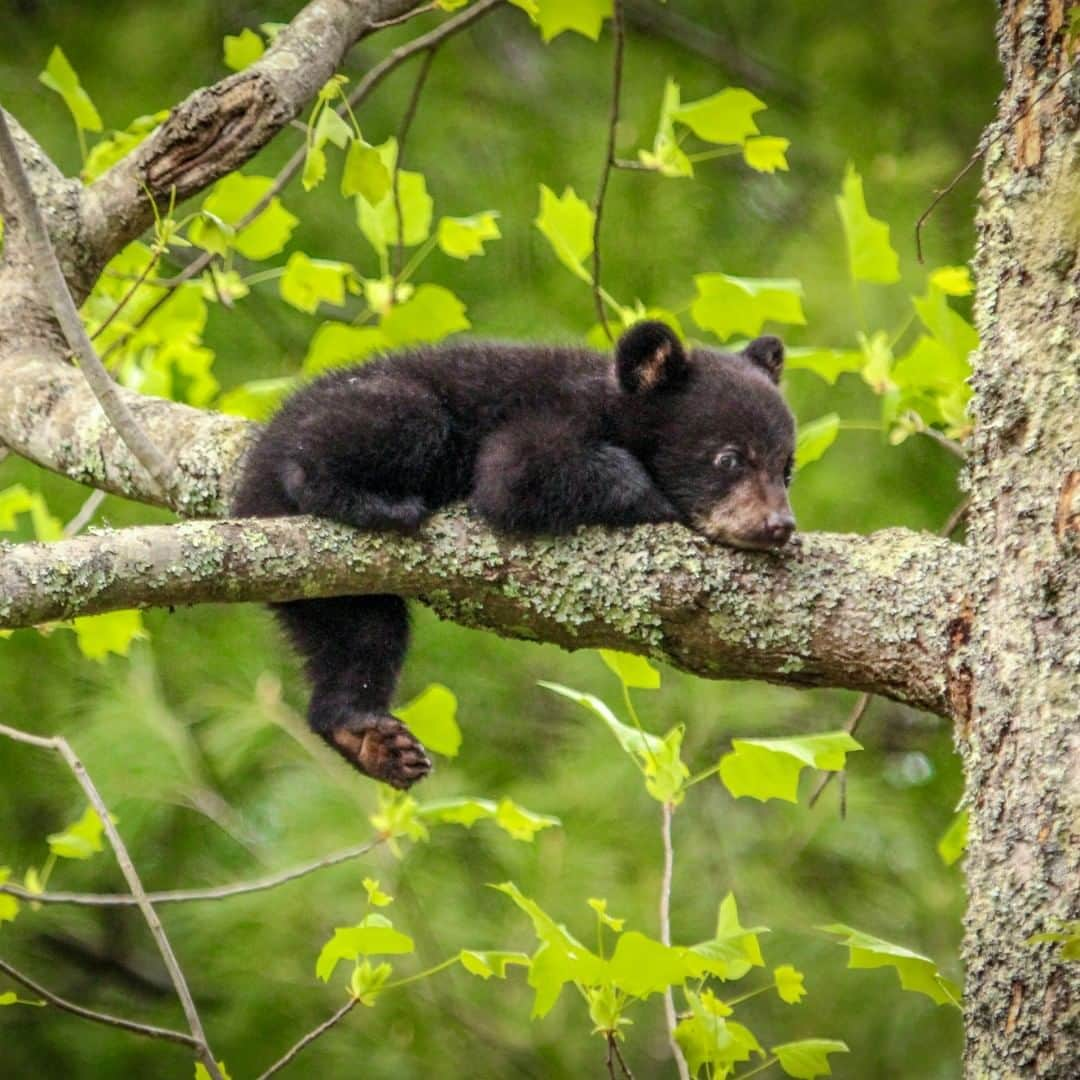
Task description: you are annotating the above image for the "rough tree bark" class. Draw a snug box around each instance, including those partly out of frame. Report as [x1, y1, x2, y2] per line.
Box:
[959, 3, 1079, 1076]
[0, 1, 1076, 1076]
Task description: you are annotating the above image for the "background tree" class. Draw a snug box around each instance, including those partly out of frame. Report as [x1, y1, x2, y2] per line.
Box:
[0, 1, 1073, 1077]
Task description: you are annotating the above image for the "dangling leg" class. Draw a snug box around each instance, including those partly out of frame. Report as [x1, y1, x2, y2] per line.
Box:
[272, 594, 432, 789]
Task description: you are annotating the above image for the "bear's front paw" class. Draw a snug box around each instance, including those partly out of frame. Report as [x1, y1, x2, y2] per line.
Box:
[325, 713, 432, 789]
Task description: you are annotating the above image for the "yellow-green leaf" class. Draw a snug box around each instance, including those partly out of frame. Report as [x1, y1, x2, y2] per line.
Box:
[638, 79, 694, 178]
[316, 915, 415, 983]
[0, 868, 19, 925]
[820, 924, 961, 1006]
[355, 141, 433, 255]
[395, 683, 461, 758]
[937, 810, 969, 867]
[437, 212, 502, 260]
[774, 964, 807, 1004]
[418, 797, 560, 842]
[772, 1039, 850, 1079]
[598, 649, 661, 690]
[342, 140, 392, 204]
[188, 174, 299, 261]
[302, 323, 387, 376]
[673, 88, 765, 145]
[743, 135, 790, 173]
[379, 284, 470, 347]
[691, 273, 806, 341]
[278, 252, 353, 314]
[223, 28, 264, 71]
[82, 111, 166, 183]
[458, 949, 531, 979]
[363, 877, 393, 907]
[719, 732, 863, 803]
[46, 806, 112, 860]
[39, 46, 102, 132]
[217, 377, 297, 420]
[929, 265, 973, 296]
[795, 413, 840, 471]
[194, 1061, 232, 1080]
[534, 184, 594, 282]
[835, 163, 900, 284]
[784, 347, 863, 386]
[514, 0, 612, 41]
[72, 610, 146, 661]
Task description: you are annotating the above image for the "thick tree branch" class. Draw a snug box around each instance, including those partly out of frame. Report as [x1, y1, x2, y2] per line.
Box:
[80, 0, 426, 270]
[0, 510, 970, 717]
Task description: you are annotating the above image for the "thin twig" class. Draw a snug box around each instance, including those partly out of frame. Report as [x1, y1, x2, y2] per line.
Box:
[0, 722, 222, 1080]
[919, 426, 967, 460]
[63, 489, 108, 538]
[369, 0, 438, 30]
[0, 110, 172, 495]
[611, 1034, 635, 1079]
[915, 59, 1079, 261]
[0, 957, 199, 1049]
[0, 838, 383, 907]
[99, 0, 504, 362]
[806, 693, 872, 809]
[255, 996, 359, 1080]
[592, 0, 626, 343]
[90, 249, 160, 342]
[941, 495, 971, 539]
[392, 48, 439, 281]
[659, 802, 691, 1080]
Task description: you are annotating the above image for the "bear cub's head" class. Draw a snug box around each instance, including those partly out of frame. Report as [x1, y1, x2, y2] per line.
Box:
[613, 320, 796, 551]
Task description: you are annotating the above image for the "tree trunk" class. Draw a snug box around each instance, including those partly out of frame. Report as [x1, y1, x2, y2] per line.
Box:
[963, 4, 1079, 1075]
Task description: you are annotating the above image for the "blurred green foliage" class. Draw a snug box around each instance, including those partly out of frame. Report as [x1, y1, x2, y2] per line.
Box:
[0, 1, 998, 1076]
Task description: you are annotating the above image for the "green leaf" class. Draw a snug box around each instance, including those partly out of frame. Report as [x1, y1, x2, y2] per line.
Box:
[72, 610, 146, 661]
[356, 141, 433, 254]
[82, 111, 167, 183]
[688, 893, 767, 980]
[302, 144, 327, 192]
[598, 649, 660, 690]
[677, 993, 763, 1076]
[673, 88, 765, 145]
[774, 964, 807, 1004]
[395, 683, 461, 758]
[743, 135, 790, 173]
[691, 274, 806, 341]
[937, 809, 969, 867]
[772, 1039, 850, 1078]
[39, 46, 103, 132]
[911, 283, 979, 365]
[458, 949, 531, 979]
[608, 931, 694, 998]
[0, 992, 18, 1005]
[379, 284, 470, 347]
[418, 797, 560, 842]
[638, 79, 694, 178]
[363, 877, 393, 907]
[216, 376, 297, 421]
[0, 484, 63, 541]
[719, 732, 863, 803]
[194, 1063, 232, 1080]
[835, 163, 900, 284]
[313, 104, 351, 151]
[302, 324, 387, 376]
[929, 265, 973, 296]
[223, 28, 264, 71]
[316, 915, 415, 982]
[278, 252, 353, 314]
[538, 682, 688, 803]
[534, 184, 594, 282]
[46, 806, 112, 860]
[795, 413, 840, 471]
[784, 347, 863, 386]
[188, 174, 299, 261]
[0, 868, 19, 925]
[342, 140, 392, 204]
[820, 924, 961, 1006]
[587, 897, 625, 932]
[858, 329, 895, 393]
[369, 789, 429, 848]
[438, 212, 502, 260]
[349, 959, 393, 1005]
[515, 0, 613, 42]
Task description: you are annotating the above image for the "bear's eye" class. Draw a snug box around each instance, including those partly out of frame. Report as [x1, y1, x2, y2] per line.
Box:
[783, 456, 794, 486]
[713, 448, 743, 471]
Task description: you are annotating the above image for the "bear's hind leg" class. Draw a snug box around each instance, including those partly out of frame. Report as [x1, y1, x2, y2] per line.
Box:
[273, 594, 431, 789]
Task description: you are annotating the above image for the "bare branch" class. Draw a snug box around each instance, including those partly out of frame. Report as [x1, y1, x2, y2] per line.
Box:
[659, 803, 691, 1080]
[0, 722, 222, 1080]
[0, 838, 383, 907]
[255, 997, 360, 1080]
[591, 0, 626, 342]
[0, 110, 173, 495]
[0, 957, 199, 1050]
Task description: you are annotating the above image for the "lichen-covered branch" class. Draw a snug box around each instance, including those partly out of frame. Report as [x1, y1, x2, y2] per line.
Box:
[0, 508, 970, 717]
[79, 0, 425, 273]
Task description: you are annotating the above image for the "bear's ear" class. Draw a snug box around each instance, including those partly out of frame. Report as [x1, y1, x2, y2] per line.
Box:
[742, 335, 785, 384]
[615, 321, 688, 394]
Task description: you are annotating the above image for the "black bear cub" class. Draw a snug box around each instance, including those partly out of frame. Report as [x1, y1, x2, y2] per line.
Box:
[233, 321, 796, 789]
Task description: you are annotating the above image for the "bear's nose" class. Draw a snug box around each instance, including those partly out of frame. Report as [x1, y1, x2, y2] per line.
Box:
[763, 511, 795, 546]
